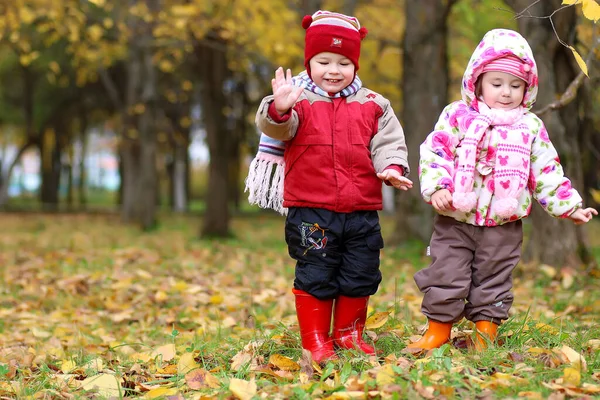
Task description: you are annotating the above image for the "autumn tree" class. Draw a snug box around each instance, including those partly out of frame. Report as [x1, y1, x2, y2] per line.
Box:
[504, 0, 598, 267]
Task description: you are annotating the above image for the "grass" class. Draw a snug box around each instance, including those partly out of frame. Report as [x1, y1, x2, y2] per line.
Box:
[0, 212, 598, 399]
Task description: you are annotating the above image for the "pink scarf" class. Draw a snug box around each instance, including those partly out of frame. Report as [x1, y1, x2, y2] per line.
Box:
[453, 102, 531, 219]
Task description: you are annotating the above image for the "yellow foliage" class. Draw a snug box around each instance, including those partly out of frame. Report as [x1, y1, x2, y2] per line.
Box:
[87, 24, 104, 42]
[365, 312, 390, 329]
[569, 46, 589, 76]
[564, 0, 600, 22]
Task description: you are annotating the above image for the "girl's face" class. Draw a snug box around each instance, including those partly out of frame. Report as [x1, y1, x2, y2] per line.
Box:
[480, 71, 526, 110]
[309, 52, 355, 94]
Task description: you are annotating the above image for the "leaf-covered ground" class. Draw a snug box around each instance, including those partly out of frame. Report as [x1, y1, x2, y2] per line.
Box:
[0, 213, 599, 399]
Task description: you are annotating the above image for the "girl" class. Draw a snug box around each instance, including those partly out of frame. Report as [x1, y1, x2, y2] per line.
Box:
[413, 29, 597, 351]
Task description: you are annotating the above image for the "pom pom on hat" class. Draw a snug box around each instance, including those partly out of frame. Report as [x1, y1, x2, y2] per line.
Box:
[359, 27, 368, 40]
[302, 15, 313, 29]
[303, 10, 365, 77]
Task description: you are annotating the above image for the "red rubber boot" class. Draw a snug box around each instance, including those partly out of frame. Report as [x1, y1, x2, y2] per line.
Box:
[332, 295, 376, 355]
[293, 289, 336, 362]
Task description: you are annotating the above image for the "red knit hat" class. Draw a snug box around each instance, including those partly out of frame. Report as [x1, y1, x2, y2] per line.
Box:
[302, 10, 368, 78]
[481, 55, 531, 82]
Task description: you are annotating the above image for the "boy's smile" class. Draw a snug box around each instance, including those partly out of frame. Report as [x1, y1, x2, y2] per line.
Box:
[309, 52, 355, 94]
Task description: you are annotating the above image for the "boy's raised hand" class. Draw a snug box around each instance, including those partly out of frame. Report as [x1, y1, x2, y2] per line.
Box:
[377, 169, 413, 191]
[569, 207, 598, 225]
[272, 67, 303, 115]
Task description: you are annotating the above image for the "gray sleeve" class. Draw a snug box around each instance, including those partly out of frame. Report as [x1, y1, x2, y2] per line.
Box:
[255, 95, 300, 141]
[370, 99, 410, 176]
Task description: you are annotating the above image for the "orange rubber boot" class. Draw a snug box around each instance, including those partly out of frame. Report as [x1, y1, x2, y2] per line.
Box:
[474, 321, 498, 350]
[407, 320, 452, 350]
[332, 295, 376, 355]
[293, 289, 336, 362]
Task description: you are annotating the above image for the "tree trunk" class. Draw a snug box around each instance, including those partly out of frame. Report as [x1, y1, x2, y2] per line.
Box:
[137, 25, 158, 230]
[506, 0, 593, 267]
[198, 38, 232, 237]
[172, 140, 188, 212]
[120, 138, 142, 222]
[78, 111, 88, 207]
[39, 128, 62, 210]
[391, 0, 456, 244]
[0, 138, 36, 206]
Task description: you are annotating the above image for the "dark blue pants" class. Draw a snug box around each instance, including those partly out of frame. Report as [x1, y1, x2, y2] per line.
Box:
[285, 207, 383, 300]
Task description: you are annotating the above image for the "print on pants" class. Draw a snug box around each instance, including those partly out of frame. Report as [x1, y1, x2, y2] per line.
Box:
[299, 222, 329, 255]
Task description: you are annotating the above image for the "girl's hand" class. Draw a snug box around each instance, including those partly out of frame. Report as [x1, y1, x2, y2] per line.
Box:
[569, 207, 598, 225]
[431, 189, 455, 212]
[377, 169, 413, 191]
[271, 67, 303, 115]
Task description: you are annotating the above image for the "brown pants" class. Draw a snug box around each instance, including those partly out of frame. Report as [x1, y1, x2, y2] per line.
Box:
[414, 215, 523, 325]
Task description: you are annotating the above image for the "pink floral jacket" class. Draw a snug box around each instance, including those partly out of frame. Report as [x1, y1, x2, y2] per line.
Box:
[419, 29, 582, 226]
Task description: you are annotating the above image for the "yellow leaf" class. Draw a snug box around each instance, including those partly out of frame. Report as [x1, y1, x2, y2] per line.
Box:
[157, 363, 178, 374]
[185, 369, 220, 390]
[80, 373, 120, 397]
[569, 46, 589, 77]
[49, 61, 60, 74]
[145, 387, 179, 399]
[60, 359, 76, 373]
[88, 0, 106, 7]
[590, 188, 600, 205]
[154, 290, 168, 302]
[268, 354, 300, 371]
[19, 7, 36, 24]
[534, 323, 558, 335]
[365, 312, 390, 330]
[87, 25, 104, 41]
[562, 0, 580, 4]
[159, 59, 174, 73]
[563, 367, 581, 386]
[151, 344, 176, 362]
[229, 378, 257, 400]
[31, 327, 51, 338]
[210, 294, 223, 304]
[178, 352, 199, 374]
[103, 18, 114, 29]
[582, 0, 600, 21]
[559, 345, 587, 371]
[133, 103, 146, 114]
[182, 80, 193, 91]
[376, 364, 395, 386]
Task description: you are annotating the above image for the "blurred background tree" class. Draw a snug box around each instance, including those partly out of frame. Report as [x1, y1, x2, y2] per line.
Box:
[0, 0, 597, 267]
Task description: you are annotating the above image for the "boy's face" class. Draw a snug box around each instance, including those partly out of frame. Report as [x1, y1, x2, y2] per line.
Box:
[309, 52, 355, 93]
[480, 71, 526, 110]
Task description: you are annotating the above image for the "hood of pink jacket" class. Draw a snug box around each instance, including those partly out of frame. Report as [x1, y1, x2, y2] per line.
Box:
[461, 29, 539, 111]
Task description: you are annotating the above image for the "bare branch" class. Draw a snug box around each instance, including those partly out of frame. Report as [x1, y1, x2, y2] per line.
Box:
[534, 28, 599, 116]
[98, 68, 123, 111]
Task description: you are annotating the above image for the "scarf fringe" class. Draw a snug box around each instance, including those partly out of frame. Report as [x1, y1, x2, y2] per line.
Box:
[245, 155, 287, 215]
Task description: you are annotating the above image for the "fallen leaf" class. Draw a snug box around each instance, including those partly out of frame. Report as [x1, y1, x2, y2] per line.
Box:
[80, 373, 121, 397]
[365, 312, 389, 330]
[563, 367, 581, 386]
[375, 364, 395, 386]
[558, 345, 587, 371]
[151, 344, 176, 362]
[145, 387, 179, 398]
[178, 352, 199, 374]
[185, 369, 220, 390]
[268, 354, 300, 371]
[229, 378, 257, 400]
